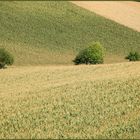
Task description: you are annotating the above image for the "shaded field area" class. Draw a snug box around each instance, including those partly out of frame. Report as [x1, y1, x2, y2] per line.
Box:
[0, 1, 140, 65]
[0, 62, 140, 139]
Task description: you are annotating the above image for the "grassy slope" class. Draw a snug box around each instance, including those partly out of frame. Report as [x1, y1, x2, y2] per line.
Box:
[0, 62, 140, 138]
[0, 1, 140, 65]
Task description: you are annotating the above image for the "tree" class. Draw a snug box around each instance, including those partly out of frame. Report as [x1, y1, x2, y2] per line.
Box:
[125, 51, 140, 61]
[73, 42, 105, 65]
[0, 48, 14, 69]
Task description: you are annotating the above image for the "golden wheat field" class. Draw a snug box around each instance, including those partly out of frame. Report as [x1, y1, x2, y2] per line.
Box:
[0, 62, 140, 139]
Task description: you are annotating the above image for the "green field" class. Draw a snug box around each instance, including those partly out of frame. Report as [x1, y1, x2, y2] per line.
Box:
[0, 1, 140, 65]
[0, 62, 140, 139]
[0, 1, 140, 139]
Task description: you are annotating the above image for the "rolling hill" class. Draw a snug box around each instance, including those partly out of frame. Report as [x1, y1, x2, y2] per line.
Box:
[0, 1, 140, 65]
[0, 62, 140, 138]
[1, 2, 140, 139]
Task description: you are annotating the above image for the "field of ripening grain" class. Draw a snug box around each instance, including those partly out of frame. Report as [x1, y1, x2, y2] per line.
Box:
[0, 62, 140, 139]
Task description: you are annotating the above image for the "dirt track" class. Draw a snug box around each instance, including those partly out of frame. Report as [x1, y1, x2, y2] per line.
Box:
[71, 1, 140, 32]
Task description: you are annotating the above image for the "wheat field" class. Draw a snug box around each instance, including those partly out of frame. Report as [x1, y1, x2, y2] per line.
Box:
[72, 1, 140, 32]
[0, 62, 140, 139]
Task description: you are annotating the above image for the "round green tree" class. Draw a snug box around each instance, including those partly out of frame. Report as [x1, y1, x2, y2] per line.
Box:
[73, 42, 105, 65]
[0, 48, 14, 69]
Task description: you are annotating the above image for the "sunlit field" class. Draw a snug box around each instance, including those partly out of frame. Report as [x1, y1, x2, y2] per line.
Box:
[0, 62, 140, 139]
[0, 1, 140, 139]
